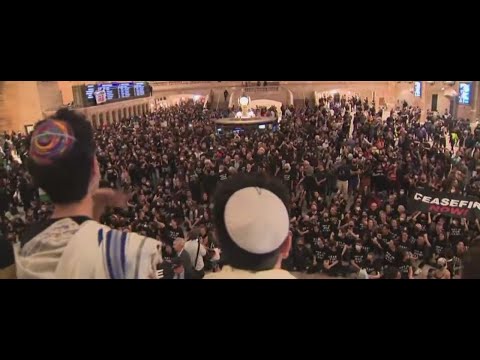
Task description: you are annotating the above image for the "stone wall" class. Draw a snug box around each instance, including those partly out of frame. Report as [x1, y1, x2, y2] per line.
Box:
[2, 81, 479, 133]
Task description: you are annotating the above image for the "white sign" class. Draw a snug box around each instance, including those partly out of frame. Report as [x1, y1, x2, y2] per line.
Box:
[94, 90, 107, 104]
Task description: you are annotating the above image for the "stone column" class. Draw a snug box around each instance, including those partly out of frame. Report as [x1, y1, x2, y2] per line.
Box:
[0, 81, 63, 133]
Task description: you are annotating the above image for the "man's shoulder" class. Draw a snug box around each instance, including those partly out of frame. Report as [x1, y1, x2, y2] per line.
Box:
[81, 222, 160, 257]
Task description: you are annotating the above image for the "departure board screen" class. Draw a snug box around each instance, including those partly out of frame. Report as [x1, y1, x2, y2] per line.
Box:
[81, 82, 149, 107]
[117, 82, 134, 99]
[85, 84, 97, 106]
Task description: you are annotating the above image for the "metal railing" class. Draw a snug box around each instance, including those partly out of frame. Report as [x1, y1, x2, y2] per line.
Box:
[243, 86, 280, 93]
[149, 81, 216, 86]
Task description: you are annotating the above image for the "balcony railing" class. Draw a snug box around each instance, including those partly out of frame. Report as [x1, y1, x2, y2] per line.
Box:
[149, 81, 216, 86]
[243, 86, 280, 93]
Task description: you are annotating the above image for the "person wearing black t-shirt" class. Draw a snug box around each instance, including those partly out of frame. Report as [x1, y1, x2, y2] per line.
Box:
[335, 229, 348, 254]
[416, 174, 429, 191]
[105, 163, 119, 187]
[186, 169, 201, 203]
[319, 213, 334, 240]
[324, 241, 342, 276]
[390, 220, 402, 241]
[306, 223, 322, 246]
[371, 162, 386, 193]
[203, 167, 218, 196]
[310, 237, 328, 273]
[398, 250, 414, 279]
[367, 202, 380, 223]
[362, 252, 382, 279]
[448, 218, 467, 245]
[164, 218, 183, 247]
[349, 158, 361, 194]
[280, 163, 295, 192]
[336, 159, 351, 199]
[350, 241, 367, 274]
[383, 239, 400, 267]
[432, 232, 451, 261]
[416, 213, 429, 232]
[379, 224, 393, 244]
[218, 164, 229, 182]
[295, 217, 311, 240]
[290, 201, 302, 225]
[307, 203, 320, 222]
[314, 164, 328, 195]
[301, 163, 316, 203]
[398, 231, 413, 253]
[292, 237, 313, 272]
[343, 221, 360, 248]
[452, 241, 467, 277]
[411, 233, 432, 272]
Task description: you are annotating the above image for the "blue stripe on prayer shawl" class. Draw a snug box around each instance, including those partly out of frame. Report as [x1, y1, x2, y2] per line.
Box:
[98, 228, 104, 246]
[105, 230, 115, 279]
[120, 232, 127, 276]
[110, 230, 123, 279]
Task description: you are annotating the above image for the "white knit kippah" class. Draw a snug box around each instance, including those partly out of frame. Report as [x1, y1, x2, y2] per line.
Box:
[224, 187, 289, 254]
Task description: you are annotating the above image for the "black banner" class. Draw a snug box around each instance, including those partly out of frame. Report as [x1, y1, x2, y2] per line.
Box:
[408, 189, 480, 219]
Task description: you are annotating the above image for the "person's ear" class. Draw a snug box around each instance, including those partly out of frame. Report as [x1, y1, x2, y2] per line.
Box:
[88, 157, 101, 193]
[280, 231, 292, 259]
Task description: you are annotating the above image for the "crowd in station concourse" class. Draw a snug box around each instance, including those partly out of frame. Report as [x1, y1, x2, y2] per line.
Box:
[1, 93, 480, 279]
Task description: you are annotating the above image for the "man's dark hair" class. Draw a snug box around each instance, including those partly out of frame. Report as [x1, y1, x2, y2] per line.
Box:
[213, 173, 290, 272]
[383, 266, 400, 279]
[27, 108, 96, 205]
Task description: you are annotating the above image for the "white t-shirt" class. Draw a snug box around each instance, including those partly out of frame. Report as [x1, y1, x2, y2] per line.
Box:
[184, 239, 206, 271]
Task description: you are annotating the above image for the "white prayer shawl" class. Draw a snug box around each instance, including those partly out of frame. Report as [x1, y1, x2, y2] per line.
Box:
[14, 218, 160, 279]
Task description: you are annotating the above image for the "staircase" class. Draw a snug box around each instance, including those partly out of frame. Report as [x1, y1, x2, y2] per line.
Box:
[210, 90, 229, 111]
[216, 99, 229, 111]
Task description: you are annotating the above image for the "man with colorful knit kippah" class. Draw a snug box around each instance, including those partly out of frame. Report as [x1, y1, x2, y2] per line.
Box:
[14, 108, 161, 279]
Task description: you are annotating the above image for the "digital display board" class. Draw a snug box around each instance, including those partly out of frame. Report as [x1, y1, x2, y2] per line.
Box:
[85, 84, 97, 106]
[81, 82, 149, 107]
[459, 82, 472, 105]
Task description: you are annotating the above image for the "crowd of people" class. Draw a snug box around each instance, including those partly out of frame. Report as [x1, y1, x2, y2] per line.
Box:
[2, 94, 480, 279]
